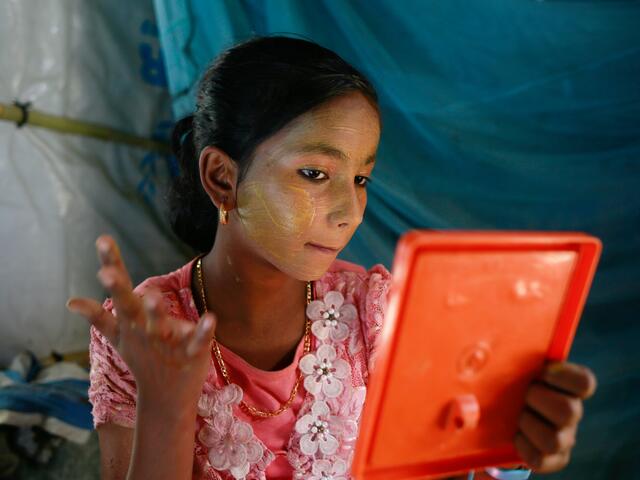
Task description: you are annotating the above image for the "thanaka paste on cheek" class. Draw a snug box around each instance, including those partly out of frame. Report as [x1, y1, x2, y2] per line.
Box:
[236, 180, 334, 281]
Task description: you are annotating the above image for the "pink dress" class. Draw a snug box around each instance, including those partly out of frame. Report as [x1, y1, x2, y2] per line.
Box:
[89, 256, 392, 479]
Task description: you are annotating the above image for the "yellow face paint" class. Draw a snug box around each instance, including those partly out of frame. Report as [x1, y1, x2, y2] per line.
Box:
[236, 179, 323, 279]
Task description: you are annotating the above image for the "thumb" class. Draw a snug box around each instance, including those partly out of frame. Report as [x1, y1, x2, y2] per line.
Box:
[186, 312, 217, 358]
[66, 297, 118, 343]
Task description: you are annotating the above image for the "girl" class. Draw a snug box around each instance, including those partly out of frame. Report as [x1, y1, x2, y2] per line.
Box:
[66, 36, 596, 480]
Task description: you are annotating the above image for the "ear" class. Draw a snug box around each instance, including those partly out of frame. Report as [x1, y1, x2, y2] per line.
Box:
[198, 145, 239, 211]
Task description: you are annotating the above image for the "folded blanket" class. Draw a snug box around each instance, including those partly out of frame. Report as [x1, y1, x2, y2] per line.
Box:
[0, 351, 92, 444]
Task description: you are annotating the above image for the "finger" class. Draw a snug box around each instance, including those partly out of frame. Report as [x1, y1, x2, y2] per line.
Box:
[535, 450, 571, 474]
[95, 236, 141, 320]
[518, 408, 576, 455]
[540, 362, 597, 399]
[525, 382, 583, 428]
[514, 431, 542, 470]
[185, 313, 217, 358]
[515, 433, 571, 473]
[151, 316, 199, 364]
[140, 290, 199, 362]
[96, 235, 129, 274]
[142, 291, 171, 340]
[66, 297, 118, 343]
[97, 265, 142, 322]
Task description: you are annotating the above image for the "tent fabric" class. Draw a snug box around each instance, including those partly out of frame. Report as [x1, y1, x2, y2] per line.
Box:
[152, 1, 640, 478]
[0, 0, 186, 365]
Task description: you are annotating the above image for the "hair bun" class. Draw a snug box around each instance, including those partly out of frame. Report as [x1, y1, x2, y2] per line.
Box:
[171, 115, 195, 158]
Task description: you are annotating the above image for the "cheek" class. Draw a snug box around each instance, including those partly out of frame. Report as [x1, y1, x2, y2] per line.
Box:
[236, 180, 316, 246]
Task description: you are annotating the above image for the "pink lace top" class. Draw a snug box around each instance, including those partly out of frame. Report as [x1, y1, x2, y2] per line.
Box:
[89, 256, 392, 479]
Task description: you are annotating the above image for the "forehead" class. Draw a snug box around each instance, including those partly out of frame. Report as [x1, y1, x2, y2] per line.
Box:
[254, 92, 380, 165]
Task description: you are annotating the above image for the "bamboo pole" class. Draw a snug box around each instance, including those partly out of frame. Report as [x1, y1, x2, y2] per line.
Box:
[0, 102, 171, 154]
[39, 350, 90, 369]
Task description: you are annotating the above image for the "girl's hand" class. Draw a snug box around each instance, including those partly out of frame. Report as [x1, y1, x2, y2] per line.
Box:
[66, 235, 217, 412]
[515, 361, 597, 473]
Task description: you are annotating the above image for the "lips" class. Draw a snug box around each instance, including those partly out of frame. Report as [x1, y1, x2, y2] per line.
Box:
[306, 242, 340, 253]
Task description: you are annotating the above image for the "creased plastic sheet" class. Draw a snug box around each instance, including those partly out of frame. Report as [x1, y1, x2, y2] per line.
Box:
[0, 0, 189, 365]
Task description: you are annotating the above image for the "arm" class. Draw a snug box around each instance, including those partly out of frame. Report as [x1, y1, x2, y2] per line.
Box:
[97, 402, 198, 480]
[97, 423, 133, 480]
[126, 398, 198, 479]
[67, 235, 217, 480]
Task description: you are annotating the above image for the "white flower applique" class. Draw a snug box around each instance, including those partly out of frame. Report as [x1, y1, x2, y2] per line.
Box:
[327, 385, 367, 444]
[290, 288, 363, 479]
[300, 344, 350, 398]
[348, 327, 363, 355]
[309, 458, 349, 480]
[295, 400, 342, 456]
[197, 384, 264, 479]
[307, 291, 357, 342]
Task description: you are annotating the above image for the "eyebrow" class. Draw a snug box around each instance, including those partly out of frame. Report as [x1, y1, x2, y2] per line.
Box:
[293, 142, 376, 165]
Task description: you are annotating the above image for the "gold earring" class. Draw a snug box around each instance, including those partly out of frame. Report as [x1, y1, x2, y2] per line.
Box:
[219, 205, 229, 225]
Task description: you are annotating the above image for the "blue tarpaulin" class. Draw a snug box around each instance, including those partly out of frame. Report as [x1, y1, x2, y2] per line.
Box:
[152, 1, 640, 478]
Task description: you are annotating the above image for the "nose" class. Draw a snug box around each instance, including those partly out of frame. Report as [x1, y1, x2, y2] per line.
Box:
[328, 183, 364, 229]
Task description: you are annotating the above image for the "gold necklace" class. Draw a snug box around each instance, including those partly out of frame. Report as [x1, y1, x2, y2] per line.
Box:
[195, 255, 313, 418]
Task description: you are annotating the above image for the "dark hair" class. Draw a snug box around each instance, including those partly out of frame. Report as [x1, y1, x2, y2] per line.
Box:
[167, 35, 379, 253]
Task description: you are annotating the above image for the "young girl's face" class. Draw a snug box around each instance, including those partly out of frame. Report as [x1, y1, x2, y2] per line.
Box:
[233, 91, 380, 281]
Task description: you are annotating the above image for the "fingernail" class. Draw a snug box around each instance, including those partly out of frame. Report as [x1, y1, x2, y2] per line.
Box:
[66, 299, 85, 316]
[202, 316, 212, 331]
[97, 270, 115, 288]
[96, 238, 109, 255]
[144, 296, 157, 310]
[193, 317, 211, 342]
[546, 362, 565, 375]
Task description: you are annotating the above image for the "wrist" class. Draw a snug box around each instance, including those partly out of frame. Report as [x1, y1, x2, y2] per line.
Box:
[137, 391, 199, 422]
[129, 394, 198, 480]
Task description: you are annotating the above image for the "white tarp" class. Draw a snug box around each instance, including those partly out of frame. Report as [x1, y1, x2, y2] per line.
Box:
[0, 0, 190, 364]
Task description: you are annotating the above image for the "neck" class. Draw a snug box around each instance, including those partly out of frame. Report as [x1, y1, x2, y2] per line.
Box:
[196, 230, 312, 335]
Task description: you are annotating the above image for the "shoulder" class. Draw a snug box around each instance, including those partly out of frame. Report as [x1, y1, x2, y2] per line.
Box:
[319, 258, 391, 292]
[316, 258, 392, 312]
[134, 258, 194, 296]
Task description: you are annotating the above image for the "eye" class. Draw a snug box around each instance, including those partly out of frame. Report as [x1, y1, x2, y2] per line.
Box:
[299, 169, 328, 181]
[355, 175, 372, 187]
